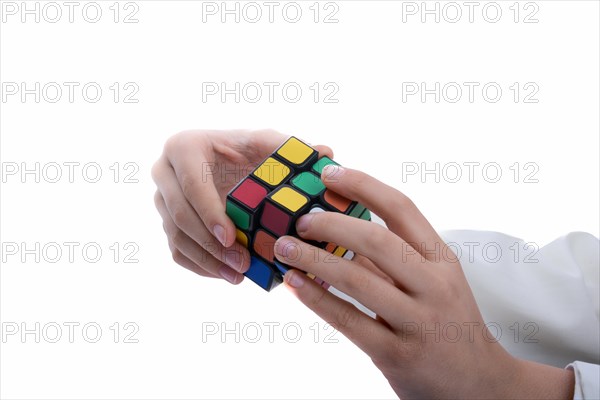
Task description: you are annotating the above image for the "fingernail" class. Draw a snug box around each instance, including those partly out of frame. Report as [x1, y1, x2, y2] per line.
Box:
[322, 165, 345, 182]
[219, 265, 239, 284]
[225, 251, 243, 272]
[295, 214, 314, 234]
[213, 224, 227, 247]
[285, 270, 305, 288]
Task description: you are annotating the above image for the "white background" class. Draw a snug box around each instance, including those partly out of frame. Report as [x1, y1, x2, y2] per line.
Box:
[1, 1, 598, 399]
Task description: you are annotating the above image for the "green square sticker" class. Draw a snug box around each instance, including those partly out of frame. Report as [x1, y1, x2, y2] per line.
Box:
[311, 156, 339, 175]
[359, 209, 372, 221]
[291, 172, 325, 196]
[226, 200, 250, 230]
[349, 203, 366, 218]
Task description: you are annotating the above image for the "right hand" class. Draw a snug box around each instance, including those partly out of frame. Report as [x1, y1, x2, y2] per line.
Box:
[151, 129, 333, 284]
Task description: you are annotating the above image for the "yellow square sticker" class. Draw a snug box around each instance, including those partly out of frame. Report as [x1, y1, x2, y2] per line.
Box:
[252, 157, 290, 186]
[276, 137, 314, 165]
[271, 187, 308, 212]
[236, 229, 248, 247]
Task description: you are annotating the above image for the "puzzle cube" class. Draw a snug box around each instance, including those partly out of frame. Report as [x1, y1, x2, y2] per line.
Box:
[226, 136, 372, 291]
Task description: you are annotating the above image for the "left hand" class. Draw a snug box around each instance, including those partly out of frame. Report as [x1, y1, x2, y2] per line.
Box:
[273, 165, 575, 400]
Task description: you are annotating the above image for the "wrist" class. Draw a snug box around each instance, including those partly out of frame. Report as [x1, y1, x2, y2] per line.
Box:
[507, 357, 575, 400]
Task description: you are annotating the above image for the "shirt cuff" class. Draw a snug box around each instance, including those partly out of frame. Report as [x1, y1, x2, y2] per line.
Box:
[567, 361, 600, 400]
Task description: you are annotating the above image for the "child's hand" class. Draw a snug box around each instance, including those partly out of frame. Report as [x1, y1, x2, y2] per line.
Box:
[151, 129, 333, 284]
[274, 166, 575, 399]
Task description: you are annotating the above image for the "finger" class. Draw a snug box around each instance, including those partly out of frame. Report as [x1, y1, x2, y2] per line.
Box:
[246, 132, 334, 164]
[210, 131, 333, 177]
[153, 164, 250, 273]
[163, 137, 238, 248]
[155, 190, 245, 284]
[313, 144, 333, 160]
[166, 133, 331, 237]
[242, 129, 333, 160]
[167, 241, 217, 279]
[353, 254, 396, 286]
[283, 269, 397, 362]
[275, 236, 417, 326]
[295, 212, 429, 292]
[321, 165, 445, 262]
[165, 220, 244, 285]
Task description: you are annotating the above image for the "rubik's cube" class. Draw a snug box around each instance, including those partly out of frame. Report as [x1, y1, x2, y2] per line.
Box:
[226, 136, 371, 291]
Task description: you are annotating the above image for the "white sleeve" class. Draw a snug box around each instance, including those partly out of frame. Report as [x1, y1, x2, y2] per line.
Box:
[567, 361, 600, 400]
[440, 230, 599, 394]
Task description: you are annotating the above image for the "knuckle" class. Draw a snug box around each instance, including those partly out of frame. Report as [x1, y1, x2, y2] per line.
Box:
[308, 288, 328, 310]
[392, 190, 416, 211]
[163, 136, 177, 155]
[164, 131, 188, 154]
[375, 330, 423, 366]
[195, 205, 213, 225]
[435, 278, 461, 302]
[317, 212, 347, 239]
[171, 229, 187, 248]
[334, 304, 359, 331]
[422, 308, 442, 324]
[308, 212, 329, 233]
[250, 128, 279, 138]
[171, 249, 187, 266]
[194, 250, 213, 268]
[150, 161, 161, 183]
[371, 344, 399, 369]
[171, 204, 188, 227]
[364, 225, 390, 251]
[345, 269, 372, 293]
[153, 190, 163, 208]
[373, 342, 420, 372]
[180, 172, 198, 199]
[370, 355, 391, 371]
[201, 238, 220, 257]
[346, 170, 368, 194]
[318, 144, 333, 156]
[391, 340, 421, 363]
[163, 222, 177, 238]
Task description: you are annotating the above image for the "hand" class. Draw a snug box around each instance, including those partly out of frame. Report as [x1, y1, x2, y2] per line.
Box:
[151, 129, 332, 284]
[274, 165, 575, 399]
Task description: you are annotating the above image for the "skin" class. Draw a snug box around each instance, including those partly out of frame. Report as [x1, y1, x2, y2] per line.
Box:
[152, 130, 575, 399]
[151, 129, 332, 283]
